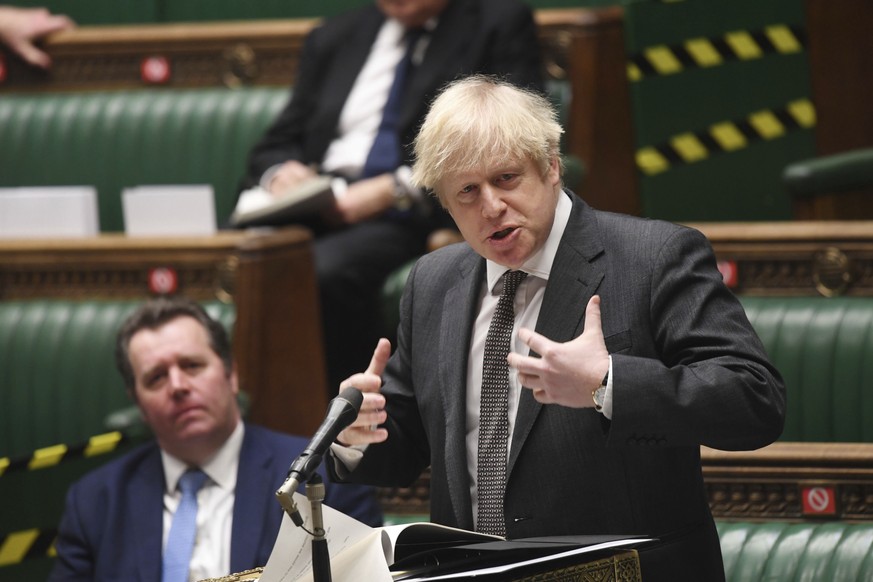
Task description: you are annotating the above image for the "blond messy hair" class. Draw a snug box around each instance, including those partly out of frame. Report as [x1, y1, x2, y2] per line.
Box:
[411, 75, 563, 203]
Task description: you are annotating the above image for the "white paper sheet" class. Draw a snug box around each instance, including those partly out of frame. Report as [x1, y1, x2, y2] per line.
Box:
[258, 493, 392, 582]
[122, 184, 216, 236]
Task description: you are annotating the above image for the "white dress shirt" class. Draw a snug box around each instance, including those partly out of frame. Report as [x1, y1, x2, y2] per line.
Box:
[160, 422, 244, 581]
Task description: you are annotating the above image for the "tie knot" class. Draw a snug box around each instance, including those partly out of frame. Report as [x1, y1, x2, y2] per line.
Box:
[178, 469, 207, 495]
[501, 270, 527, 298]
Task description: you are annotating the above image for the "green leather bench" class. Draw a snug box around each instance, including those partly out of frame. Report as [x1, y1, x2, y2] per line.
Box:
[0, 81, 576, 233]
[0, 87, 289, 231]
[719, 521, 873, 581]
[0, 299, 235, 458]
[740, 295, 873, 443]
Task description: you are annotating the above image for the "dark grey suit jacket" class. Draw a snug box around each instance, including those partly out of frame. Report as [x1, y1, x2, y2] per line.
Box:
[341, 192, 786, 581]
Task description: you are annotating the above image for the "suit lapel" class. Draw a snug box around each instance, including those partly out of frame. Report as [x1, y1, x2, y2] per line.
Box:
[230, 425, 275, 573]
[508, 195, 605, 473]
[133, 447, 165, 582]
[438, 250, 483, 531]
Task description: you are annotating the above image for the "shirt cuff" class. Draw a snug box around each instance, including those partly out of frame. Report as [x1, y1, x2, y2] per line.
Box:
[601, 355, 614, 419]
[328, 441, 367, 479]
[258, 163, 285, 191]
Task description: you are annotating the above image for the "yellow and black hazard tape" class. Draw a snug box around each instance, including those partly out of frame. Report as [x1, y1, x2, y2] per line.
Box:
[0, 430, 129, 478]
[0, 528, 57, 567]
[628, 23, 806, 81]
[636, 97, 816, 176]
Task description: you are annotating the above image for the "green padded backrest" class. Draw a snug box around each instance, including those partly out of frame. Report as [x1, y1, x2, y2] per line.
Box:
[623, 0, 815, 221]
[0, 299, 235, 458]
[739, 296, 873, 442]
[718, 521, 873, 582]
[0, 87, 290, 232]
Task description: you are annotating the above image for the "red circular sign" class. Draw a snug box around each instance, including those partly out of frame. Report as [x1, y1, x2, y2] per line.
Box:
[148, 267, 178, 295]
[802, 486, 835, 515]
[141, 56, 171, 84]
[716, 260, 738, 288]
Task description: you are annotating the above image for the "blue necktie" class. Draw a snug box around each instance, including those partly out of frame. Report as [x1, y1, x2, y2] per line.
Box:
[361, 29, 423, 178]
[162, 469, 208, 582]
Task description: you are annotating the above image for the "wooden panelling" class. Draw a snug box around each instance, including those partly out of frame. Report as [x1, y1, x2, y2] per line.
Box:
[688, 221, 873, 297]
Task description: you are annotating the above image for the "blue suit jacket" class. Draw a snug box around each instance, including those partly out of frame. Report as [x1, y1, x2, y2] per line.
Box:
[49, 423, 382, 581]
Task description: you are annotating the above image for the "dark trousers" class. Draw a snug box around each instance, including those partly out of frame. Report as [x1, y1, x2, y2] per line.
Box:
[314, 218, 428, 395]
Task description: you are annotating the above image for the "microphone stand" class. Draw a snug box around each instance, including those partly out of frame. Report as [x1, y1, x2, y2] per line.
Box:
[306, 474, 332, 582]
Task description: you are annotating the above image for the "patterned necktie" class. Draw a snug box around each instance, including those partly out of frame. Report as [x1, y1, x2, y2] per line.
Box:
[162, 468, 208, 582]
[361, 28, 423, 178]
[477, 270, 527, 536]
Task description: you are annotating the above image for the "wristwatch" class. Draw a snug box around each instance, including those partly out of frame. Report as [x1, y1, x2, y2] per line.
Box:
[592, 370, 609, 412]
[392, 166, 414, 211]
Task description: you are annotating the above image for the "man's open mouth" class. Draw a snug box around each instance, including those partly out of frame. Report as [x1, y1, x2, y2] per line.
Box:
[491, 227, 515, 240]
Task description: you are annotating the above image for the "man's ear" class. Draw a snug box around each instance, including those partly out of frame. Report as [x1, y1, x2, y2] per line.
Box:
[548, 155, 561, 187]
[229, 363, 240, 395]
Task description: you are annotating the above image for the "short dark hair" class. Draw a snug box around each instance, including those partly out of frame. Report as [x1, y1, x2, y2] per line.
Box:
[115, 297, 232, 392]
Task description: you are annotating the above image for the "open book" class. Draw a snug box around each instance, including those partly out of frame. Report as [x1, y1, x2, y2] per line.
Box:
[229, 175, 334, 228]
[258, 493, 653, 582]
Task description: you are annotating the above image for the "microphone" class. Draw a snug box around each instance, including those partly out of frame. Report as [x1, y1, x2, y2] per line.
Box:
[275, 386, 364, 525]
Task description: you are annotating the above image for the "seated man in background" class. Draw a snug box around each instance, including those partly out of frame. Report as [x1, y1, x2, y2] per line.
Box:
[50, 297, 382, 582]
[0, 5, 74, 69]
[331, 76, 786, 581]
[238, 0, 545, 394]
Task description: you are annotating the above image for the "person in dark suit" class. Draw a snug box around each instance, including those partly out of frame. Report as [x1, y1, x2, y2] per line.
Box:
[329, 76, 786, 581]
[238, 0, 545, 394]
[49, 298, 382, 582]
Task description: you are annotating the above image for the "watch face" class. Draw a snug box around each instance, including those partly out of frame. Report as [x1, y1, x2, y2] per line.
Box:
[593, 386, 605, 407]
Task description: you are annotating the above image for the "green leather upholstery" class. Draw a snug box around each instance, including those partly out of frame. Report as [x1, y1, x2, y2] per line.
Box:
[783, 147, 873, 200]
[739, 296, 873, 442]
[0, 84, 581, 236]
[0, 87, 289, 232]
[718, 521, 873, 581]
[0, 299, 235, 458]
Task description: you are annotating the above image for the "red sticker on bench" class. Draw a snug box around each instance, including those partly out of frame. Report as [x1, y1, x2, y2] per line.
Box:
[802, 486, 836, 515]
[148, 267, 178, 295]
[717, 260, 737, 288]
[141, 56, 171, 84]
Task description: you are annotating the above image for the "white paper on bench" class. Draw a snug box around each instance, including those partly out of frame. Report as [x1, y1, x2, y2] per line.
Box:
[122, 184, 216, 236]
[0, 186, 99, 238]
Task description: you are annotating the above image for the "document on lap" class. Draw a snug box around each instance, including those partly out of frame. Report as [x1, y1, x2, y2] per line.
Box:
[229, 175, 334, 228]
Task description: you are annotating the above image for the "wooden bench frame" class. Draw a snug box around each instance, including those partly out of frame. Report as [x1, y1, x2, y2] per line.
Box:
[703, 442, 873, 522]
[0, 227, 329, 436]
[688, 221, 873, 298]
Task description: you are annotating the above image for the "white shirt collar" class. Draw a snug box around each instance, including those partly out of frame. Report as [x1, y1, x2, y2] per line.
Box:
[485, 190, 572, 291]
[161, 421, 245, 494]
